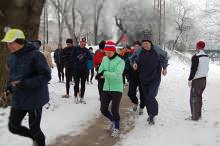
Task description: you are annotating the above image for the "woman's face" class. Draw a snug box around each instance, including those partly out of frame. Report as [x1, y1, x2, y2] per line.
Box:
[105, 51, 115, 58]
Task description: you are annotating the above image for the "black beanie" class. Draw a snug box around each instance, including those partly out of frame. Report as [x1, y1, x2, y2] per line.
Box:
[66, 39, 73, 44]
[99, 40, 106, 50]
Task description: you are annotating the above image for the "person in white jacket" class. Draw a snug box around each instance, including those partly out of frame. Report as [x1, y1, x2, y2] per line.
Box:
[188, 41, 209, 121]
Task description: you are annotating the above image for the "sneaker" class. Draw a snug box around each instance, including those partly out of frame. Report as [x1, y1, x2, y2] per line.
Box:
[75, 97, 80, 104]
[133, 104, 138, 112]
[111, 129, 120, 137]
[107, 122, 114, 132]
[139, 108, 144, 115]
[148, 116, 155, 125]
[32, 141, 38, 146]
[80, 98, 86, 104]
[62, 94, 70, 98]
[58, 80, 61, 83]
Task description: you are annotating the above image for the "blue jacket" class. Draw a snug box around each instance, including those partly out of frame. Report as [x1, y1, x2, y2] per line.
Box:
[87, 52, 94, 70]
[129, 45, 168, 69]
[7, 42, 51, 110]
[72, 46, 92, 73]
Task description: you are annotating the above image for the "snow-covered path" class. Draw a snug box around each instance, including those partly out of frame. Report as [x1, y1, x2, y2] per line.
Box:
[116, 57, 220, 146]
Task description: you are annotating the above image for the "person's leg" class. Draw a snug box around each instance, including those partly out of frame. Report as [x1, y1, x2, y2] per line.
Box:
[65, 68, 71, 95]
[80, 72, 87, 99]
[191, 78, 206, 120]
[57, 63, 62, 81]
[61, 64, 65, 81]
[141, 78, 160, 117]
[100, 92, 114, 121]
[74, 73, 80, 97]
[98, 79, 105, 100]
[111, 92, 122, 129]
[28, 107, 45, 146]
[86, 70, 90, 82]
[127, 77, 139, 105]
[8, 108, 33, 139]
[198, 78, 207, 118]
[90, 68, 94, 82]
[138, 81, 145, 109]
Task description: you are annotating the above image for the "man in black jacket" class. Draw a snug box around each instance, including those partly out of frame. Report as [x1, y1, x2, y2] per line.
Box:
[54, 43, 64, 82]
[72, 38, 92, 104]
[2, 29, 51, 146]
[133, 40, 162, 125]
[62, 39, 74, 98]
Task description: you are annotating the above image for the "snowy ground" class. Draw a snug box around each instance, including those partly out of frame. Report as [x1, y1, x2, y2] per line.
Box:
[0, 68, 100, 146]
[115, 56, 220, 146]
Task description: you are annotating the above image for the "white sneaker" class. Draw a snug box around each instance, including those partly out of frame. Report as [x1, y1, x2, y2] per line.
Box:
[80, 98, 86, 104]
[139, 108, 144, 115]
[75, 97, 79, 104]
[133, 104, 138, 112]
[111, 129, 120, 137]
[107, 122, 114, 132]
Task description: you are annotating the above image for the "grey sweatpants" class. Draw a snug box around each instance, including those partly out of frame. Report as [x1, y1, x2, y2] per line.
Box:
[190, 77, 206, 120]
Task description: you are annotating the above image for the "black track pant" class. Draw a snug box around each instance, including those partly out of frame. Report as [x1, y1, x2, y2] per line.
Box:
[190, 78, 206, 120]
[65, 68, 73, 95]
[8, 107, 45, 146]
[100, 91, 122, 129]
[74, 71, 88, 98]
[141, 78, 161, 117]
[56, 63, 64, 81]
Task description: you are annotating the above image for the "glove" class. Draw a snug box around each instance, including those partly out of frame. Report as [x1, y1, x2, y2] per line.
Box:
[14, 81, 26, 89]
[188, 80, 192, 87]
[95, 70, 106, 80]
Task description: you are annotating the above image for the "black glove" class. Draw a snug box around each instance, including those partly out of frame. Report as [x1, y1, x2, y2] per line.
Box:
[95, 70, 106, 80]
[15, 81, 26, 89]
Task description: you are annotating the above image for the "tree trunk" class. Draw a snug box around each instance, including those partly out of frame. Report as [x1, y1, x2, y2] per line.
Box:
[0, 0, 45, 96]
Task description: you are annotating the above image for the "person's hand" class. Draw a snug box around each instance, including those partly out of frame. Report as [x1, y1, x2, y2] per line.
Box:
[162, 69, 167, 76]
[95, 70, 106, 80]
[133, 63, 138, 70]
[188, 80, 192, 87]
[11, 81, 21, 87]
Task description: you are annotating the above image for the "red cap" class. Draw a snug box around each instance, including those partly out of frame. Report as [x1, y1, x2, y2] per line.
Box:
[104, 41, 116, 52]
[196, 41, 205, 50]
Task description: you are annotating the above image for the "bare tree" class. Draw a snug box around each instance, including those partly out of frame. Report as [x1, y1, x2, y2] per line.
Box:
[0, 0, 45, 97]
[50, 0, 78, 45]
[94, 0, 106, 45]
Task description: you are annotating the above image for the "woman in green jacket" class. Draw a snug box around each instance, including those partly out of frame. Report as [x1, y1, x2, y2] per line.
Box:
[96, 41, 125, 137]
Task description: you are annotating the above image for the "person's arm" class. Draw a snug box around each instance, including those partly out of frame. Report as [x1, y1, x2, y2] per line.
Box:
[17, 51, 52, 89]
[154, 45, 168, 70]
[188, 55, 199, 81]
[103, 59, 125, 79]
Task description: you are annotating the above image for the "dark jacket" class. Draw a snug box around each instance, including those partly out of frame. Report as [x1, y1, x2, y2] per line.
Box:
[7, 42, 51, 110]
[72, 46, 92, 74]
[54, 48, 64, 64]
[137, 47, 161, 84]
[62, 46, 74, 69]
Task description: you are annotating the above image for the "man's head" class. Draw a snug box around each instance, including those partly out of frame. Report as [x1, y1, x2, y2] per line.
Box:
[99, 40, 106, 51]
[196, 41, 205, 51]
[133, 41, 141, 50]
[104, 41, 116, 58]
[142, 40, 153, 51]
[58, 43, 62, 49]
[80, 37, 87, 48]
[1, 29, 26, 53]
[89, 47, 93, 53]
[66, 39, 73, 47]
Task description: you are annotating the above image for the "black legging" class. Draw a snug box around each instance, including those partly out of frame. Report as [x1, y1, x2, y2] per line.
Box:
[87, 68, 94, 82]
[65, 68, 73, 95]
[56, 63, 64, 81]
[74, 71, 88, 98]
[8, 107, 45, 146]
